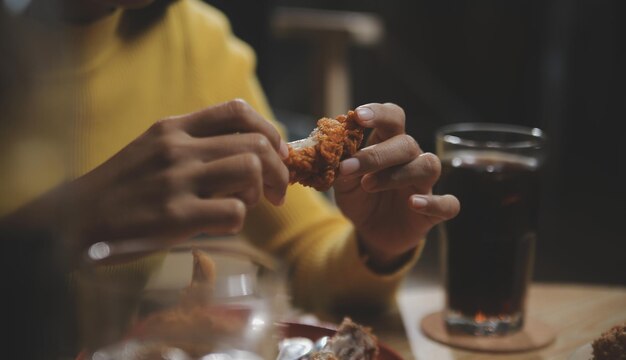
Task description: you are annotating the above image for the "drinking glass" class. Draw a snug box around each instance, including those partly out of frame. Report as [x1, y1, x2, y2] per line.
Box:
[76, 241, 283, 359]
[435, 122, 547, 336]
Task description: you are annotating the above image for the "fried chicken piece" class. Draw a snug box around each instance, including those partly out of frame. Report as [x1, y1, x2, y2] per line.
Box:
[310, 317, 379, 360]
[284, 110, 364, 191]
[592, 322, 626, 360]
[310, 352, 339, 360]
[180, 247, 216, 306]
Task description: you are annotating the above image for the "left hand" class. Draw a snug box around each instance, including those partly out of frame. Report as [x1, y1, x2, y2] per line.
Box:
[333, 103, 460, 272]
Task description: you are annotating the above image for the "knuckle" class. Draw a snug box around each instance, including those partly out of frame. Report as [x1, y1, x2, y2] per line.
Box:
[229, 98, 250, 110]
[445, 194, 461, 216]
[248, 133, 271, 152]
[388, 169, 403, 183]
[240, 153, 262, 175]
[383, 102, 401, 113]
[383, 101, 398, 107]
[241, 187, 261, 207]
[151, 117, 177, 136]
[365, 148, 384, 168]
[400, 134, 421, 157]
[225, 199, 246, 232]
[420, 152, 441, 178]
[157, 138, 184, 165]
[162, 199, 185, 224]
[226, 99, 252, 120]
[384, 102, 405, 126]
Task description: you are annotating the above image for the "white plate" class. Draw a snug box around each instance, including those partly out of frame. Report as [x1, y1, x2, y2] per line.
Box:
[569, 342, 592, 360]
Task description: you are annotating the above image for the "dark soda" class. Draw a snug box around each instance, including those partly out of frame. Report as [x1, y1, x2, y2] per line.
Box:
[437, 150, 540, 322]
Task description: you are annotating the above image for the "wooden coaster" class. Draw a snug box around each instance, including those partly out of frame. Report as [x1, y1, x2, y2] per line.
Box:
[420, 311, 556, 353]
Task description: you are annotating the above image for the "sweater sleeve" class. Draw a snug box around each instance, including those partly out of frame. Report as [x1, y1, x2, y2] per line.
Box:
[243, 184, 423, 314]
[179, 0, 421, 315]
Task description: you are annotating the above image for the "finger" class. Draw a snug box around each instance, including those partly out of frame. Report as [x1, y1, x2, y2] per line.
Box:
[232, 187, 263, 208]
[360, 152, 441, 193]
[190, 133, 289, 201]
[124, 195, 248, 241]
[194, 153, 264, 207]
[408, 194, 460, 222]
[354, 103, 406, 145]
[179, 197, 248, 236]
[338, 134, 421, 177]
[173, 99, 289, 158]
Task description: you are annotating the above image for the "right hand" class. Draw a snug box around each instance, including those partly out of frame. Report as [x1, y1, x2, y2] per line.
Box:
[65, 99, 289, 250]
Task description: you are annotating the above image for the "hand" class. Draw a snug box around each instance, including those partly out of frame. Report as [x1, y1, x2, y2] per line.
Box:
[13, 99, 289, 254]
[333, 103, 460, 272]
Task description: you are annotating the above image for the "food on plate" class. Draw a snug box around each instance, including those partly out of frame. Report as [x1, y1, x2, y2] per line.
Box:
[179, 248, 216, 306]
[591, 322, 626, 360]
[136, 303, 249, 355]
[126, 343, 191, 360]
[135, 248, 249, 357]
[284, 110, 364, 191]
[309, 317, 379, 360]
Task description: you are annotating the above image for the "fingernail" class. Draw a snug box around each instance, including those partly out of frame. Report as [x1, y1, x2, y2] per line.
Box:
[340, 158, 360, 175]
[356, 107, 374, 121]
[279, 141, 290, 159]
[411, 195, 428, 208]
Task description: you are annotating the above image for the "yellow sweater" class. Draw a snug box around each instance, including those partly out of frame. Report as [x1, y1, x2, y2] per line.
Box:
[2, 0, 418, 315]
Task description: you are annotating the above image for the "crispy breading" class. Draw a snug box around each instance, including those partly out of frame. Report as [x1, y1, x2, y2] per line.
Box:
[284, 110, 364, 191]
[592, 322, 626, 360]
[310, 317, 379, 360]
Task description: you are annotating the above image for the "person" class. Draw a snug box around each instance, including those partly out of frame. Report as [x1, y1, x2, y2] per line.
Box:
[0, 0, 460, 354]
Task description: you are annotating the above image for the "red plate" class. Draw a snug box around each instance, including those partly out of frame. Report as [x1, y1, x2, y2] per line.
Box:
[279, 321, 405, 360]
[77, 320, 405, 360]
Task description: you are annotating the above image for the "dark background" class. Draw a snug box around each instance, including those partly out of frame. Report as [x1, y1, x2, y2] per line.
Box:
[209, 0, 625, 286]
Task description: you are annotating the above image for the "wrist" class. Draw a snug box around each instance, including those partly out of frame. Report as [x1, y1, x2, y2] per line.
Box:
[357, 237, 418, 274]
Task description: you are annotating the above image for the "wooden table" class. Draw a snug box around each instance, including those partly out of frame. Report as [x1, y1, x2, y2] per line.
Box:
[396, 282, 626, 359]
[173, 238, 625, 359]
